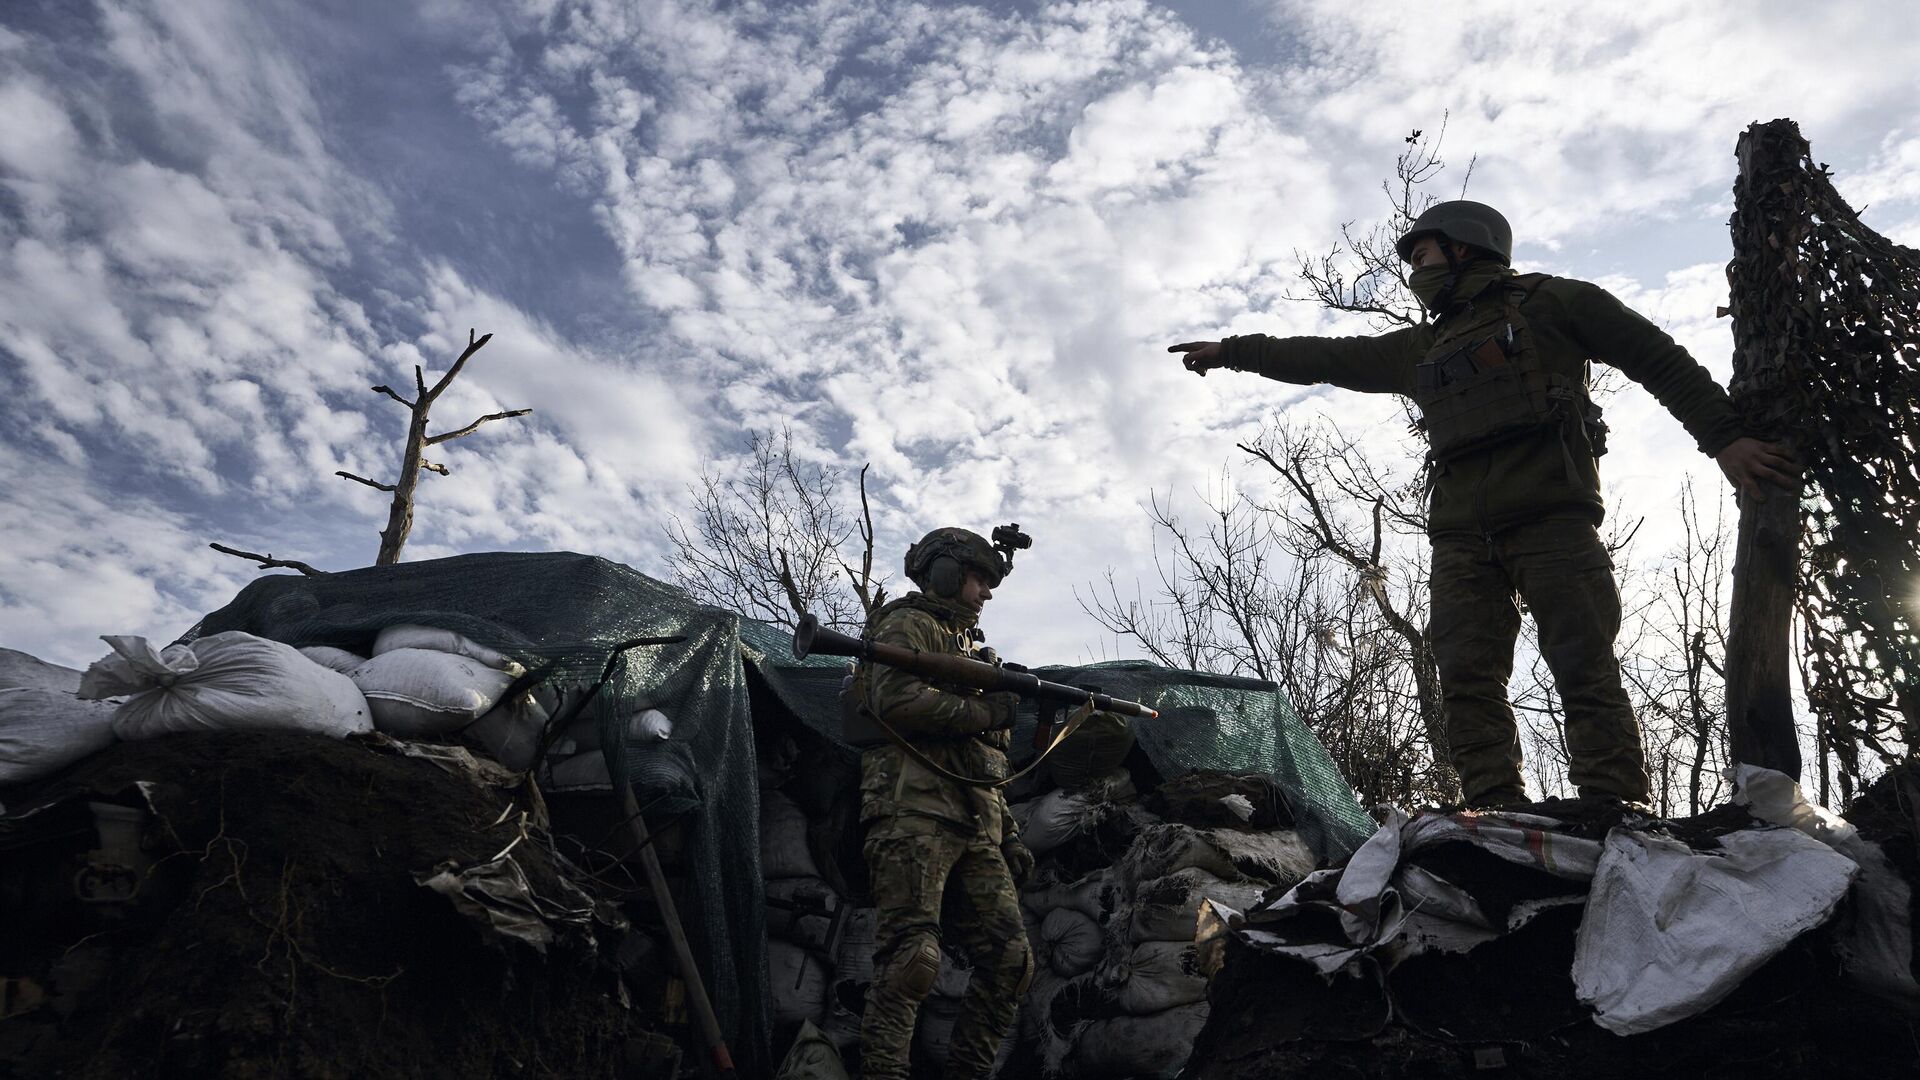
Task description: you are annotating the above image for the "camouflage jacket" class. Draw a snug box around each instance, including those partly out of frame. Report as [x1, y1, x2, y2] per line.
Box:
[857, 593, 1016, 844]
[1219, 272, 1747, 538]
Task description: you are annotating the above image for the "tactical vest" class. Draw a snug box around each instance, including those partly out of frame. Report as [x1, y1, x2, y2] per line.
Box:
[1413, 273, 1606, 462]
[839, 595, 989, 750]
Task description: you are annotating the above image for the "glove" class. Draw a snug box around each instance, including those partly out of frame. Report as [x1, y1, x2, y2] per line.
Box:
[978, 691, 1021, 732]
[1001, 835, 1035, 887]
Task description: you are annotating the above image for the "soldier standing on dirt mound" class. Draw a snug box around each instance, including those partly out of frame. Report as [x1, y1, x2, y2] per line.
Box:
[850, 527, 1034, 1080]
[1171, 200, 1800, 811]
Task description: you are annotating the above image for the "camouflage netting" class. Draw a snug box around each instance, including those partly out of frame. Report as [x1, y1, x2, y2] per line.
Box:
[742, 624, 1376, 865]
[1727, 119, 1920, 791]
[183, 552, 774, 1077]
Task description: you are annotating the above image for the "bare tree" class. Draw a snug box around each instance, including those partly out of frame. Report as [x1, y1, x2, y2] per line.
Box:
[666, 428, 886, 631]
[212, 329, 529, 572]
[1288, 118, 1477, 331]
[343, 330, 530, 565]
[1081, 444, 1457, 807]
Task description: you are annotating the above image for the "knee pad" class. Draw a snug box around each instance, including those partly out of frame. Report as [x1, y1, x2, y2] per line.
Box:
[888, 936, 942, 999]
[1013, 943, 1035, 996]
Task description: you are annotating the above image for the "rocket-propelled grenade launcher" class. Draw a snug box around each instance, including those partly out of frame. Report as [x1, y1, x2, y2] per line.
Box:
[791, 614, 1159, 720]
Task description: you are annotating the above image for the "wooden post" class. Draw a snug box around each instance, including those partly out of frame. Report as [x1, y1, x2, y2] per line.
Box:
[1721, 121, 1806, 780]
[1723, 487, 1802, 776]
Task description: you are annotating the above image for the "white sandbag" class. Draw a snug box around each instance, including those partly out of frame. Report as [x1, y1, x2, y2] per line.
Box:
[298, 646, 366, 674]
[768, 939, 830, 1025]
[0, 688, 118, 784]
[1115, 822, 1316, 892]
[766, 877, 843, 952]
[1039, 908, 1103, 978]
[0, 647, 84, 692]
[350, 648, 517, 737]
[372, 624, 522, 673]
[85, 633, 372, 740]
[761, 788, 823, 879]
[1099, 941, 1207, 1015]
[1020, 868, 1110, 924]
[1127, 867, 1271, 943]
[1063, 1001, 1208, 1079]
[1573, 824, 1857, 1035]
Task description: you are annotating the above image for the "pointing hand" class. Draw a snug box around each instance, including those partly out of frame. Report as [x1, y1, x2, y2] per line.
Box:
[1168, 340, 1224, 376]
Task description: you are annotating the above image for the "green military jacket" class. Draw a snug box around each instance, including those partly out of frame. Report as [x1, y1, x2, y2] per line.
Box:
[1219, 272, 1746, 538]
[857, 593, 1016, 844]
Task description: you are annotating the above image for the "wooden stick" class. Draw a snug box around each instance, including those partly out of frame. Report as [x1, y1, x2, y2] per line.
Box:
[620, 786, 735, 1076]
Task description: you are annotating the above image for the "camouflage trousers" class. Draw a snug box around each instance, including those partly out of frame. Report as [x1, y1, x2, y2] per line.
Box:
[860, 819, 1031, 1080]
[1429, 518, 1651, 806]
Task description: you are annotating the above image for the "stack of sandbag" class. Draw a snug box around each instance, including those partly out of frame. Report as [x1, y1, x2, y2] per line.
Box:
[1008, 769, 1317, 1079]
[78, 632, 373, 741]
[762, 785, 843, 1032]
[0, 647, 120, 786]
[327, 624, 524, 738]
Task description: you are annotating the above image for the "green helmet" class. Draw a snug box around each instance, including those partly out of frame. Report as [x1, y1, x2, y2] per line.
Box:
[1395, 200, 1513, 265]
[905, 527, 1008, 597]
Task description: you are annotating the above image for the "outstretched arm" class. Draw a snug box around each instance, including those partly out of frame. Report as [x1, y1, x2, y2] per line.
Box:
[1169, 329, 1422, 394]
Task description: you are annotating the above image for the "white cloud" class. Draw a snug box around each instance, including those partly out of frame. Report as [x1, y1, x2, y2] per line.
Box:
[3, 0, 1916, 672]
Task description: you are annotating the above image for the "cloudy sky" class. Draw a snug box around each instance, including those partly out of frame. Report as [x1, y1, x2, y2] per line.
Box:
[2, 0, 1917, 669]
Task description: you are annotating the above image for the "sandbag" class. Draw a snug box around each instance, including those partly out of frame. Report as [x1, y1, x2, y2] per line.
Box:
[1019, 969, 1069, 1066]
[1039, 908, 1103, 977]
[0, 648, 84, 692]
[1049, 711, 1135, 791]
[766, 877, 843, 952]
[1099, 941, 1207, 1014]
[769, 940, 830, 1025]
[371, 624, 522, 673]
[1020, 868, 1110, 923]
[762, 789, 824, 879]
[1063, 1001, 1208, 1079]
[0, 688, 118, 784]
[1126, 867, 1271, 943]
[774, 1018, 851, 1080]
[461, 690, 549, 771]
[1114, 822, 1316, 892]
[82, 633, 372, 741]
[298, 646, 367, 674]
[349, 648, 517, 737]
[1016, 788, 1108, 855]
[833, 906, 877, 988]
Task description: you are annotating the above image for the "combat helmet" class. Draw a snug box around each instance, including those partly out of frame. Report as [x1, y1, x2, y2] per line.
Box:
[1396, 200, 1513, 265]
[905, 526, 1021, 598]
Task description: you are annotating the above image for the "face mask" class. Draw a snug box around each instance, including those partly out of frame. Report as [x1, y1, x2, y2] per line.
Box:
[1408, 266, 1457, 313]
[1409, 262, 1511, 314]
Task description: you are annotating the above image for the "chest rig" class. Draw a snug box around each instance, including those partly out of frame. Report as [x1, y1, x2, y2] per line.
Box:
[1413, 273, 1605, 461]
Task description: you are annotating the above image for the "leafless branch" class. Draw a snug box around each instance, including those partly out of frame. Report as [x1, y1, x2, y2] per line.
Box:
[425, 408, 532, 446]
[210, 543, 326, 577]
[335, 471, 397, 493]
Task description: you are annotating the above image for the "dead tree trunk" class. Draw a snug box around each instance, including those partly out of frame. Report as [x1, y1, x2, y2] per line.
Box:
[337, 330, 529, 566]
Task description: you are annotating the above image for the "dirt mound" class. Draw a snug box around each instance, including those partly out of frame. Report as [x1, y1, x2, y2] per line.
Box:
[0, 732, 630, 1079]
